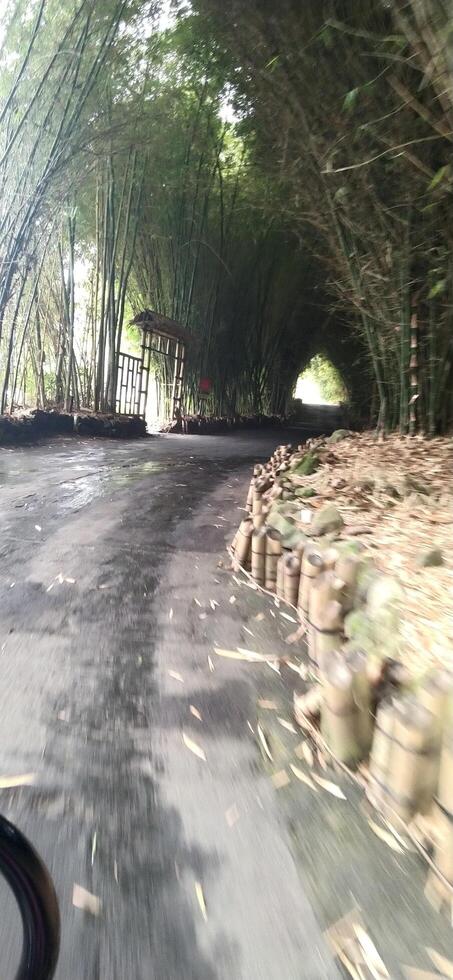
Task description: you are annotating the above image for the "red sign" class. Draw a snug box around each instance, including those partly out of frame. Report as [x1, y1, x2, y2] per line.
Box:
[198, 377, 212, 395]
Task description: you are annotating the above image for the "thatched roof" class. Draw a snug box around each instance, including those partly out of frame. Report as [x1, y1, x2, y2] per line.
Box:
[130, 309, 192, 345]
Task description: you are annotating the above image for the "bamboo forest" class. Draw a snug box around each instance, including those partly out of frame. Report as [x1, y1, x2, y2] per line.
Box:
[0, 0, 452, 431]
[2, 4, 453, 978]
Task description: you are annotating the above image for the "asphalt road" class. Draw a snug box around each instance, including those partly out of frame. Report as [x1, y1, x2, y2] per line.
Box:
[0, 431, 339, 980]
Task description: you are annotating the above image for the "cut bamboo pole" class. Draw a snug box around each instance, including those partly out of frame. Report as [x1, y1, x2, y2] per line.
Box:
[230, 528, 239, 555]
[346, 647, 373, 756]
[418, 671, 453, 813]
[321, 654, 364, 767]
[367, 697, 397, 810]
[335, 553, 360, 612]
[234, 517, 253, 570]
[298, 548, 325, 617]
[265, 528, 282, 592]
[283, 552, 301, 606]
[385, 696, 436, 822]
[251, 526, 267, 586]
[426, 727, 453, 912]
[308, 572, 344, 673]
[253, 512, 265, 531]
[276, 554, 286, 599]
[246, 478, 254, 512]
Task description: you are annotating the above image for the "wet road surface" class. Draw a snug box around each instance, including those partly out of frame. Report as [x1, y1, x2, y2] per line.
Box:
[0, 432, 339, 980]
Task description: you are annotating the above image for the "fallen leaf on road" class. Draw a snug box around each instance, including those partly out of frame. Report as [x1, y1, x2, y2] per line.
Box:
[258, 699, 278, 710]
[72, 884, 101, 916]
[225, 804, 240, 827]
[182, 733, 206, 761]
[426, 947, 453, 978]
[354, 924, 389, 978]
[168, 670, 184, 683]
[272, 769, 290, 789]
[190, 705, 203, 721]
[0, 773, 36, 789]
[312, 774, 346, 799]
[290, 764, 318, 790]
[277, 717, 297, 735]
[195, 882, 207, 921]
[257, 724, 273, 761]
[368, 818, 405, 854]
[295, 741, 314, 767]
[402, 969, 442, 980]
[280, 612, 298, 623]
[35, 524, 42, 532]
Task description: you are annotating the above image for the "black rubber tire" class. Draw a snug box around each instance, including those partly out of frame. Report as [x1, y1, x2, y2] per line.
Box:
[0, 814, 60, 980]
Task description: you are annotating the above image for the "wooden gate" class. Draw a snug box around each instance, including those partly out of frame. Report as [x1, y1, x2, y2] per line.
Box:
[119, 309, 191, 422]
[115, 352, 147, 416]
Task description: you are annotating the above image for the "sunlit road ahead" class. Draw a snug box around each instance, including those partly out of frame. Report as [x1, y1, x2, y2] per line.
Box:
[0, 431, 338, 979]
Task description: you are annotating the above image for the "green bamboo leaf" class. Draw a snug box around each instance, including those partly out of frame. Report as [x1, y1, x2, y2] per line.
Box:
[428, 279, 446, 299]
[428, 165, 450, 191]
[264, 55, 280, 72]
[343, 88, 359, 111]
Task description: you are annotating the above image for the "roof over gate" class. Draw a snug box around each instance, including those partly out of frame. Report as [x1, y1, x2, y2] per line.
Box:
[130, 309, 192, 345]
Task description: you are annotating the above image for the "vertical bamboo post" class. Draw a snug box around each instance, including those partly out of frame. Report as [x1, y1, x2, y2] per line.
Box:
[298, 548, 324, 618]
[246, 478, 254, 512]
[308, 572, 344, 673]
[346, 648, 373, 756]
[418, 671, 453, 813]
[251, 526, 267, 586]
[426, 727, 453, 913]
[367, 698, 396, 810]
[283, 553, 301, 606]
[321, 654, 364, 767]
[385, 696, 435, 822]
[335, 553, 361, 612]
[265, 528, 282, 592]
[234, 517, 253, 570]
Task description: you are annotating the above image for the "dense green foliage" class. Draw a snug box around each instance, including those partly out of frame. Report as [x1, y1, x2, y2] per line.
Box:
[0, 0, 452, 430]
